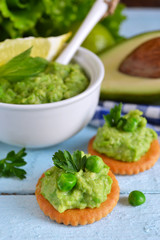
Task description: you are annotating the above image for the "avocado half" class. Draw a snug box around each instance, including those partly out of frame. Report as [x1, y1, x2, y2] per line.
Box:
[100, 31, 160, 104]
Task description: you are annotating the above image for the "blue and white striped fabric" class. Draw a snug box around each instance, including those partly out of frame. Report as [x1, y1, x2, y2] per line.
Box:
[89, 101, 160, 136]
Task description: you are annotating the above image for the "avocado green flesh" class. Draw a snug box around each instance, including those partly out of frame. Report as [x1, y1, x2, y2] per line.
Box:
[41, 166, 112, 213]
[100, 31, 160, 104]
[93, 110, 157, 162]
[100, 92, 160, 105]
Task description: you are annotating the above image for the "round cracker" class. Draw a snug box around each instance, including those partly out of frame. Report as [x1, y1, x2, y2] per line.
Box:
[88, 136, 160, 175]
[35, 170, 119, 226]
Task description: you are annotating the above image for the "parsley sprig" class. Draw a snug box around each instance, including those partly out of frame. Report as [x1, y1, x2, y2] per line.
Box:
[52, 150, 87, 173]
[0, 148, 27, 179]
[103, 103, 122, 127]
[104, 103, 140, 132]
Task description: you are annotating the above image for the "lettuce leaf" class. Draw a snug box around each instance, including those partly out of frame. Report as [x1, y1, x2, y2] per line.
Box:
[0, 0, 43, 39]
[0, 0, 126, 44]
[35, 0, 95, 36]
[101, 3, 127, 42]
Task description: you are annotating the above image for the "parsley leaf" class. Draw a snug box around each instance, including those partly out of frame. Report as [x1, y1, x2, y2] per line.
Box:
[0, 48, 48, 82]
[72, 150, 87, 172]
[103, 103, 122, 127]
[52, 150, 87, 173]
[103, 103, 142, 132]
[0, 148, 27, 179]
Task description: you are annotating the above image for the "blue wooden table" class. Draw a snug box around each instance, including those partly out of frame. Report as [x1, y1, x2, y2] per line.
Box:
[1, 9, 160, 240]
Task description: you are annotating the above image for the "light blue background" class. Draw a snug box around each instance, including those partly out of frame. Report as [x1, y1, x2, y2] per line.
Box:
[0, 8, 160, 240]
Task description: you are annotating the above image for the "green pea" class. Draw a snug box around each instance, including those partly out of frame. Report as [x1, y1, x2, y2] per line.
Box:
[93, 197, 101, 203]
[117, 117, 127, 130]
[45, 170, 51, 176]
[128, 190, 146, 206]
[57, 173, 77, 192]
[86, 155, 104, 173]
[123, 118, 139, 132]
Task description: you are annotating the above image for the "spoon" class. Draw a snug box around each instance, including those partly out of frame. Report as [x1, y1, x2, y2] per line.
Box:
[56, 0, 119, 65]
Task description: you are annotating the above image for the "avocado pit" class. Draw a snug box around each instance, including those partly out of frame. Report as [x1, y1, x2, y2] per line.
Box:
[119, 37, 160, 78]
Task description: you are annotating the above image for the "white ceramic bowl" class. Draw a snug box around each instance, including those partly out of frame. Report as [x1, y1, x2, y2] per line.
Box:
[0, 47, 104, 148]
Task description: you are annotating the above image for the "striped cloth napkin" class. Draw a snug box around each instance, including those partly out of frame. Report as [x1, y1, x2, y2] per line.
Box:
[89, 101, 160, 136]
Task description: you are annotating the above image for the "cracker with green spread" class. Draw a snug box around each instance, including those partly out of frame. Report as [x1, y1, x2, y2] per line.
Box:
[35, 150, 119, 225]
[88, 103, 160, 175]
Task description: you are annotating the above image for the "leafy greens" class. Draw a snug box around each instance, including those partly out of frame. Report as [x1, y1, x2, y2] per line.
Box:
[101, 3, 127, 42]
[104, 102, 122, 127]
[0, 48, 48, 82]
[0, 1, 126, 43]
[104, 103, 141, 132]
[53, 150, 87, 173]
[0, 148, 27, 179]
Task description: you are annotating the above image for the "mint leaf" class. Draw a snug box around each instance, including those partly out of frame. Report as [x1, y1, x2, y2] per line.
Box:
[0, 48, 48, 82]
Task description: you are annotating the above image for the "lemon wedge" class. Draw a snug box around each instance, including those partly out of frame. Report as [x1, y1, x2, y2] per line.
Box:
[0, 33, 71, 66]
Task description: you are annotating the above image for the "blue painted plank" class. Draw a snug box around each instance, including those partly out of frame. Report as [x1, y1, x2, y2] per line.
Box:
[0, 126, 97, 194]
[0, 125, 160, 194]
[0, 194, 160, 240]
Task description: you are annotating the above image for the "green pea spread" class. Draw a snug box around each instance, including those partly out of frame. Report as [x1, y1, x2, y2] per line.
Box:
[93, 110, 157, 162]
[41, 165, 112, 213]
[0, 62, 89, 104]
